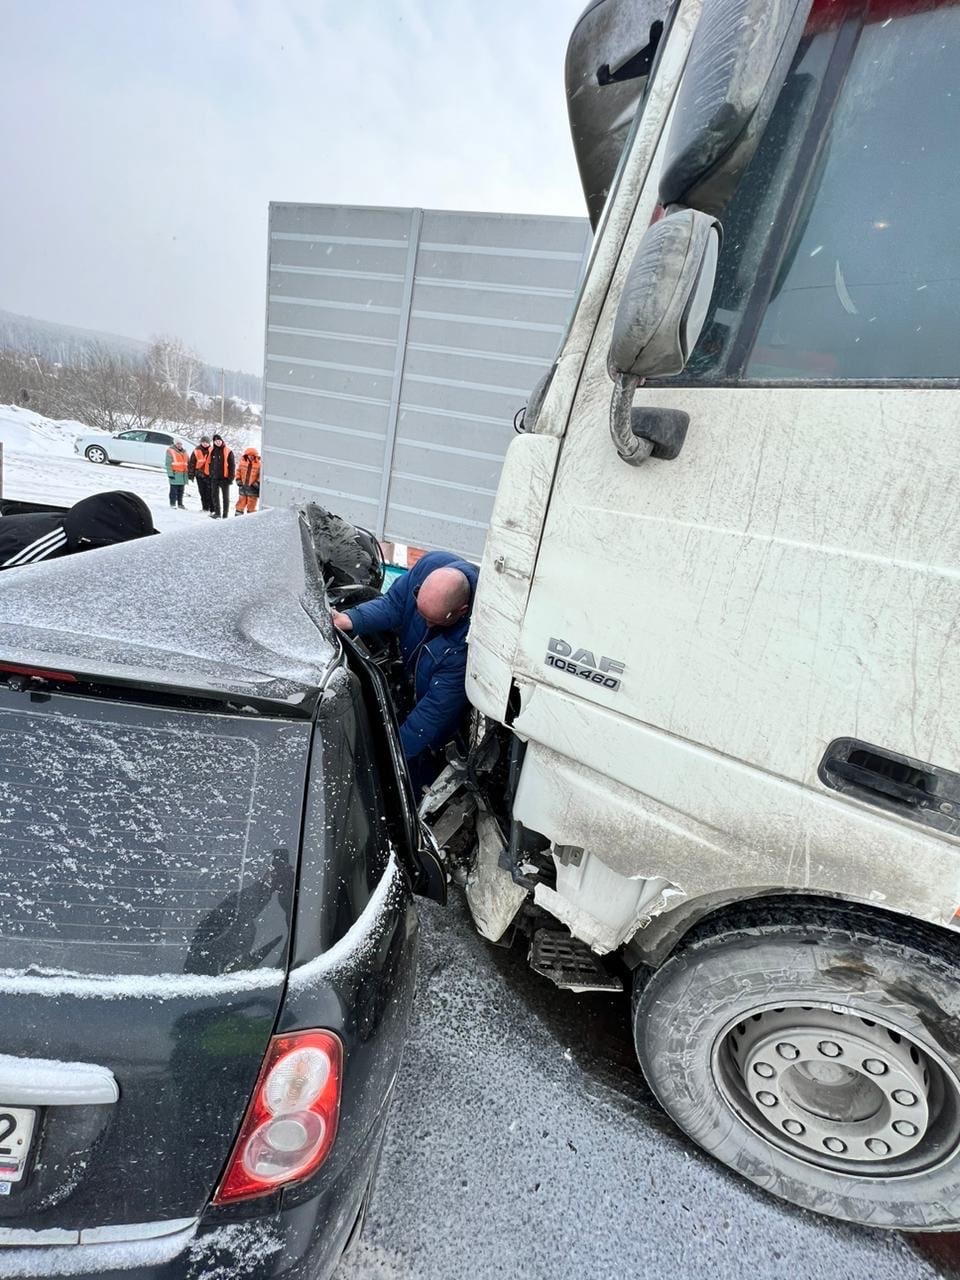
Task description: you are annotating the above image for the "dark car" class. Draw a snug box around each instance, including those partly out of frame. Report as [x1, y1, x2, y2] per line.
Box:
[0, 507, 443, 1278]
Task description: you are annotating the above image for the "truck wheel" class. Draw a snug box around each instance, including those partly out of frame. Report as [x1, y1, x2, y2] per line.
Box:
[634, 904, 960, 1229]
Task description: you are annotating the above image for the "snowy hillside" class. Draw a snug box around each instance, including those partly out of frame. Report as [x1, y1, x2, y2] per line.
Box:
[0, 404, 102, 457]
[0, 404, 261, 459]
[0, 309, 263, 404]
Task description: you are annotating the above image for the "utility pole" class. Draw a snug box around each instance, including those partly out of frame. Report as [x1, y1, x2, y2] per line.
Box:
[220, 367, 225, 433]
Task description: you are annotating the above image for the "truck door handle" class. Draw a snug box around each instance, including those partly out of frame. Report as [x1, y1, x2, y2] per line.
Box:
[818, 738, 960, 836]
[823, 756, 930, 807]
[0, 1056, 119, 1106]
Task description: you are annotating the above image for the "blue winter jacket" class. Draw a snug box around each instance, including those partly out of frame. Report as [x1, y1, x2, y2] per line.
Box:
[345, 551, 478, 764]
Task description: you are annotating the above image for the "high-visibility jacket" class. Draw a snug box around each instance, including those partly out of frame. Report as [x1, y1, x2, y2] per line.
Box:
[236, 449, 261, 492]
[166, 447, 189, 475]
[188, 446, 209, 479]
[205, 443, 235, 483]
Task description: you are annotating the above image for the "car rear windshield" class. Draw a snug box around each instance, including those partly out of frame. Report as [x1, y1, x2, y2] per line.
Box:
[0, 690, 310, 977]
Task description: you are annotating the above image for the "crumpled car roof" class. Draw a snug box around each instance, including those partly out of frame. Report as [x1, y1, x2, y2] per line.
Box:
[0, 507, 338, 704]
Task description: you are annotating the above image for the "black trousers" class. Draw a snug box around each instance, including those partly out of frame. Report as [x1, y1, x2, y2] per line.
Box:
[211, 481, 231, 518]
[195, 474, 212, 511]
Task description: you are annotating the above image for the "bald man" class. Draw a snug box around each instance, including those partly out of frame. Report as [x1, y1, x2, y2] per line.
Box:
[333, 550, 478, 792]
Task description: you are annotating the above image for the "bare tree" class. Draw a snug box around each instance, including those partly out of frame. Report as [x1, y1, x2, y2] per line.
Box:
[148, 337, 202, 402]
[0, 351, 36, 406]
[0, 329, 260, 442]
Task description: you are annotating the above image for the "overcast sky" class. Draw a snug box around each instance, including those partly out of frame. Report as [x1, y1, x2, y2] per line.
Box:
[0, 0, 587, 372]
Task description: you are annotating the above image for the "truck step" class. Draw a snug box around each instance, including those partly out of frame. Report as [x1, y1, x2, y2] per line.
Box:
[528, 930, 624, 993]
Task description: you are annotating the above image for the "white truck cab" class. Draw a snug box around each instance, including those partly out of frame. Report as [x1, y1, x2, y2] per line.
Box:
[438, 0, 960, 1230]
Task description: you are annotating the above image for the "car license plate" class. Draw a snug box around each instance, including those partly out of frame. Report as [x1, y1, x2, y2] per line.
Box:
[0, 1107, 36, 1183]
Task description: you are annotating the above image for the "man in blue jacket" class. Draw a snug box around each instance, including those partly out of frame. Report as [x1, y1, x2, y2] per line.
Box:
[333, 550, 478, 793]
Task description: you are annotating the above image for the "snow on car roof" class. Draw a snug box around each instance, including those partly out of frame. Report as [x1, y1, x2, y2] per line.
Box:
[0, 507, 338, 703]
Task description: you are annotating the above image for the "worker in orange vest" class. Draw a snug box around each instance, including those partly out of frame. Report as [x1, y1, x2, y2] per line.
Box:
[235, 447, 261, 515]
[205, 434, 235, 520]
[165, 440, 190, 509]
[188, 437, 212, 512]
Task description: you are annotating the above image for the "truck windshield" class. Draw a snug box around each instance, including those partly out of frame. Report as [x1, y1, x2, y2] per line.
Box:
[682, 1, 960, 384]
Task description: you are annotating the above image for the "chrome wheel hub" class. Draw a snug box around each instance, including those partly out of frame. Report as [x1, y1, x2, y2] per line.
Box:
[726, 1009, 931, 1164]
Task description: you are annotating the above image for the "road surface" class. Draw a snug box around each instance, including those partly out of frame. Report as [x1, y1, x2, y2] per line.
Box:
[341, 895, 938, 1280]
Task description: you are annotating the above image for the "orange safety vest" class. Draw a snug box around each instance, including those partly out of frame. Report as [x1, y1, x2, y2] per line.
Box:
[237, 451, 261, 488]
[167, 447, 189, 474]
[202, 444, 233, 480]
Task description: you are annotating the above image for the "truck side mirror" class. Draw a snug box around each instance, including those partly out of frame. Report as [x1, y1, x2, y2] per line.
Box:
[609, 208, 720, 380]
[565, 0, 668, 227]
[659, 0, 813, 217]
[607, 208, 719, 465]
[518, 366, 555, 434]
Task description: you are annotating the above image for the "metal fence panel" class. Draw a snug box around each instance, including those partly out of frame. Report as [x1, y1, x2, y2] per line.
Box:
[262, 203, 590, 560]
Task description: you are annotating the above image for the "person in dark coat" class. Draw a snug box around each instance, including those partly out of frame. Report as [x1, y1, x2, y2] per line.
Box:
[0, 492, 157, 570]
[207, 434, 235, 520]
[332, 550, 478, 793]
[188, 437, 213, 512]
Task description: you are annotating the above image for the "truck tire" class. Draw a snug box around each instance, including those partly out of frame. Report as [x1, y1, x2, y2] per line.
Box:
[634, 903, 960, 1229]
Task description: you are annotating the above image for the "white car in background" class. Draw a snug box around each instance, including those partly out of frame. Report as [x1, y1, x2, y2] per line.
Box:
[75, 428, 195, 469]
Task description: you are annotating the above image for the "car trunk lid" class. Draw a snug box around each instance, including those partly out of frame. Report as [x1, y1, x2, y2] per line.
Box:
[0, 687, 309, 1232]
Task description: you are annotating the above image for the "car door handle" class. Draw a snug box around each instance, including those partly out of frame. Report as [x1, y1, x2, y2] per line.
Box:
[0, 1055, 118, 1106]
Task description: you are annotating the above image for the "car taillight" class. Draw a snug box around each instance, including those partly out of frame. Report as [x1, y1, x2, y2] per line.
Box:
[0, 663, 76, 683]
[213, 1030, 343, 1205]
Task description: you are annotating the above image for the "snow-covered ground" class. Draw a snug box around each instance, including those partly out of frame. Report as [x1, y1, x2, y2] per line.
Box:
[0, 403, 95, 456]
[0, 405, 217, 532]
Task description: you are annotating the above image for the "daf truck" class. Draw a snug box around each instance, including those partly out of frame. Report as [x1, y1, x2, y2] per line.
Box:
[413, 0, 960, 1231]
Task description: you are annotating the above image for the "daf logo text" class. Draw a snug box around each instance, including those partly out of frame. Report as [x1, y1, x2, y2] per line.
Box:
[544, 637, 625, 692]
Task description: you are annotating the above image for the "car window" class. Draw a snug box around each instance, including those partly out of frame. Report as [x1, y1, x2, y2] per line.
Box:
[118, 430, 147, 440]
[146, 431, 173, 444]
[0, 692, 308, 977]
[681, 3, 960, 383]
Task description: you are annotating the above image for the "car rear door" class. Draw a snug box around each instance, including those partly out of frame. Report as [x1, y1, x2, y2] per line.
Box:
[144, 431, 175, 469]
[0, 685, 309, 1234]
[112, 430, 148, 464]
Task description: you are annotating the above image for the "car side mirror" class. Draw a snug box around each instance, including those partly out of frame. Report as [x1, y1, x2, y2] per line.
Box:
[607, 208, 719, 465]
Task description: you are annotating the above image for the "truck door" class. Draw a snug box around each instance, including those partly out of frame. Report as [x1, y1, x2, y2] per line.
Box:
[514, 1, 960, 912]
